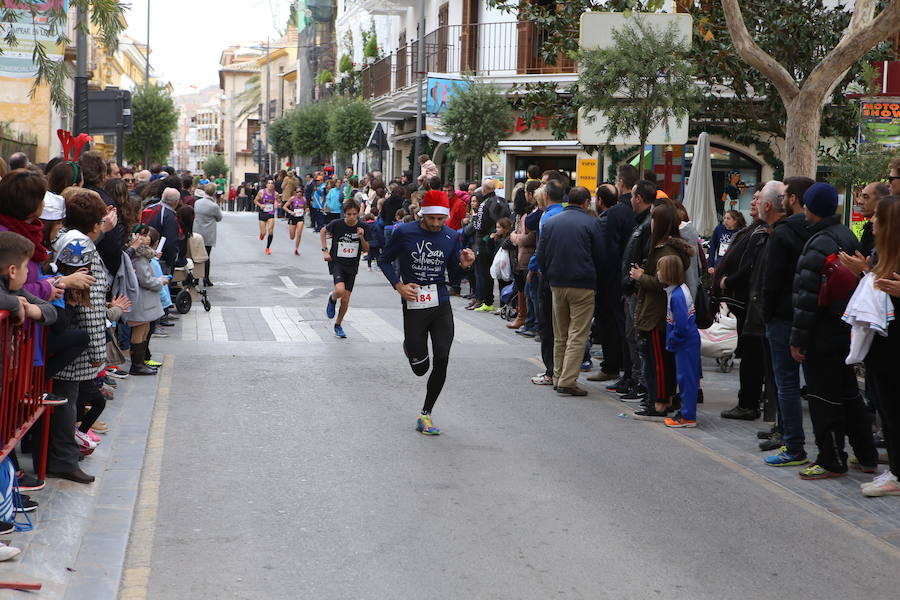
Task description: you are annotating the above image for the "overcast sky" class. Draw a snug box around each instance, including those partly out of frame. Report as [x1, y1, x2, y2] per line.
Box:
[124, 0, 290, 94]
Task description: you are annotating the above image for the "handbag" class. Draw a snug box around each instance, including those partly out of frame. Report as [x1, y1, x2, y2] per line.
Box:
[106, 334, 127, 365]
[694, 283, 716, 330]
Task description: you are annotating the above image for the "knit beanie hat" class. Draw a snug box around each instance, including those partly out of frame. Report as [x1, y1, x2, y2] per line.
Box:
[803, 182, 838, 218]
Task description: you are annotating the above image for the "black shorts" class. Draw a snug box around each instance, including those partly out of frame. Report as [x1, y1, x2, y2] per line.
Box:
[259, 211, 275, 222]
[402, 302, 454, 363]
[288, 216, 305, 225]
[329, 261, 359, 291]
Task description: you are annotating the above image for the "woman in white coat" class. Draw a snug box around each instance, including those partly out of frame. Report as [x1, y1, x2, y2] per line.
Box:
[193, 183, 223, 286]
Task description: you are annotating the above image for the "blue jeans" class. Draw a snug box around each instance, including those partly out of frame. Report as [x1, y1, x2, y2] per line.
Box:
[524, 273, 540, 330]
[766, 319, 806, 453]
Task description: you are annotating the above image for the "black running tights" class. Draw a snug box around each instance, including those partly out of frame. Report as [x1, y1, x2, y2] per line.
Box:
[402, 302, 454, 414]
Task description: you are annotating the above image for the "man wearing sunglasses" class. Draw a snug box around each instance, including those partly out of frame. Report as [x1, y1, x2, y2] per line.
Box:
[889, 157, 900, 196]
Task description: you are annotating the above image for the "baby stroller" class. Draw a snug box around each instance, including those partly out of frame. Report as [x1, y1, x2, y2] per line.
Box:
[499, 281, 517, 321]
[700, 304, 738, 372]
[171, 234, 211, 314]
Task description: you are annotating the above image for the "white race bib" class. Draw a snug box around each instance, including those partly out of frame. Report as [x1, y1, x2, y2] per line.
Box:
[263, 203, 274, 213]
[337, 241, 359, 258]
[407, 284, 438, 309]
[294, 208, 305, 217]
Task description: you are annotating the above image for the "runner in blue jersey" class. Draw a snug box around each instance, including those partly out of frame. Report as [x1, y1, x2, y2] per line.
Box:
[378, 190, 475, 435]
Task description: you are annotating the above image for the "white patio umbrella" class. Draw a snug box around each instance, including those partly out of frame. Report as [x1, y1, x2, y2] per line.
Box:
[682, 132, 718, 238]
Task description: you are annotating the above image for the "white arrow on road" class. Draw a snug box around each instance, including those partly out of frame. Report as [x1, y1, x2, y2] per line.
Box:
[273, 275, 314, 299]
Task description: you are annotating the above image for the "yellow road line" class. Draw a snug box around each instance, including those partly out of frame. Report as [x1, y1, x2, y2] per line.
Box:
[119, 354, 175, 600]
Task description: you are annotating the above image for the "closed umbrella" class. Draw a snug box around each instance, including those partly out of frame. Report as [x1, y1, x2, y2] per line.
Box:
[683, 132, 717, 238]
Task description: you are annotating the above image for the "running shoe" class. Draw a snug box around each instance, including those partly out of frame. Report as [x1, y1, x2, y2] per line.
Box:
[75, 429, 97, 450]
[764, 446, 809, 467]
[334, 324, 347, 339]
[416, 413, 441, 435]
[862, 476, 900, 497]
[632, 407, 670, 421]
[15, 472, 44, 492]
[849, 456, 877, 473]
[580, 360, 592, 372]
[14, 493, 38, 513]
[664, 416, 697, 428]
[799, 464, 846, 480]
[106, 367, 129, 379]
[294, 249, 299, 255]
[265, 248, 271, 255]
[145, 358, 162, 368]
[86, 429, 101, 444]
[0, 543, 21, 562]
[530, 373, 553, 385]
[326, 294, 336, 319]
[861, 470, 899, 492]
[474, 303, 495, 312]
[41, 393, 68, 406]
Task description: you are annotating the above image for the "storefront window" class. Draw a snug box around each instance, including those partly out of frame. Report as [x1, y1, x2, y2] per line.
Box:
[512, 155, 576, 184]
[683, 143, 762, 219]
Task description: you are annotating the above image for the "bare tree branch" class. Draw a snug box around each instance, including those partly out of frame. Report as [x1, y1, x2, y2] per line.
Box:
[804, 2, 900, 100]
[719, 0, 800, 102]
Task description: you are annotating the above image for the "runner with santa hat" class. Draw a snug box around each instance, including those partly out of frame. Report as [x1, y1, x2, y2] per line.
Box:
[378, 189, 475, 435]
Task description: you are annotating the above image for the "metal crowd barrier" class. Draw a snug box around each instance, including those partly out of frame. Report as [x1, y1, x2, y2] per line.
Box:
[0, 311, 50, 480]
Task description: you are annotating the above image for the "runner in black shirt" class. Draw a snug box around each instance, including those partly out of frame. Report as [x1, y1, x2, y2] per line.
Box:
[321, 199, 368, 338]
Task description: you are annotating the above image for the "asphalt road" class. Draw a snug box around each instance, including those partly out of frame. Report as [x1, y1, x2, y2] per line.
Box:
[137, 212, 900, 599]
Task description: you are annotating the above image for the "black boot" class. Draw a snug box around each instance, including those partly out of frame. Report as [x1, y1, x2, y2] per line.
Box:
[129, 342, 156, 376]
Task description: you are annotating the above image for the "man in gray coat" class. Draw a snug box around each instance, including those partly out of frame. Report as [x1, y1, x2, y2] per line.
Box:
[194, 183, 223, 286]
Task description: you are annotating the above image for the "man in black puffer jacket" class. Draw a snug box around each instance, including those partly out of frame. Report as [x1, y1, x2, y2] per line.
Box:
[790, 182, 877, 479]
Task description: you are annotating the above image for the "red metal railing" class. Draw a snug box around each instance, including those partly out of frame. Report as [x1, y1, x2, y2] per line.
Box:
[360, 21, 577, 99]
[0, 311, 50, 479]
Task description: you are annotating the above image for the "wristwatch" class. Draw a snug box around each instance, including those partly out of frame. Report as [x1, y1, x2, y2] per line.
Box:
[321, 247, 328, 252]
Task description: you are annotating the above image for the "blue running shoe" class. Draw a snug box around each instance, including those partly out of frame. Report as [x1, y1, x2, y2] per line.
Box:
[326, 294, 336, 319]
[581, 359, 592, 372]
[334, 324, 346, 339]
[764, 446, 809, 467]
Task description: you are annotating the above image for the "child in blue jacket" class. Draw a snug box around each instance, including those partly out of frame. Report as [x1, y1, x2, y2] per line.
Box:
[658, 255, 701, 428]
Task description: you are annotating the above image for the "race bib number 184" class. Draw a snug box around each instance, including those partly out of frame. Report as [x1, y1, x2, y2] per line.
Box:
[407, 284, 438, 309]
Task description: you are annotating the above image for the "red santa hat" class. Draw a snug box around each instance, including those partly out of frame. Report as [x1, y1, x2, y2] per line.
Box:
[420, 190, 450, 216]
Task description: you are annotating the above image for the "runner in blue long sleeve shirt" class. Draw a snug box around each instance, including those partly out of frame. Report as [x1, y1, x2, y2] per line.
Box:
[378, 190, 475, 435]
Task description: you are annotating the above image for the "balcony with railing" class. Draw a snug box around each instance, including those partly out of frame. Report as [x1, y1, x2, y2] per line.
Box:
[361, 21, 576, 103]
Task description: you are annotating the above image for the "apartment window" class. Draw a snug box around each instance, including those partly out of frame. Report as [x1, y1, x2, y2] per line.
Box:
[246, 118, 260, 152]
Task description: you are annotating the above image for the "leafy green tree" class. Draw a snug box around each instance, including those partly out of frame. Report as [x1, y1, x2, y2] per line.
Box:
[123, 85, 178, 167]
[328, 99, 373, 156]
[0, 0, 127, 113]
[202, 154, 228, 178]
[441, 79, 513, 181]
[268, 113, 296, 159]
[578, 17, 696, 177]
[721, 0, 900, 177]
[292, 101, 333, 159]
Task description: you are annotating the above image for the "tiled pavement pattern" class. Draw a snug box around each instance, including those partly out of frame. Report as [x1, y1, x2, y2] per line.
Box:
[582, 361, 900, 551]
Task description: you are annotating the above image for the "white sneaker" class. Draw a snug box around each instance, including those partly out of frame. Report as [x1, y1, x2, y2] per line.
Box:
[0, 543, 21, 561]
[74, 429, 97, 450]
[861, 471, 900, 496]
[860, 470, 897, 490]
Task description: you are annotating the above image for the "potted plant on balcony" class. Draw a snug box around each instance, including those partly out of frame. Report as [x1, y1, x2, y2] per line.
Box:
[339, 54, 354, 74]
[316, 69, 334, 87]
[363, 31, 379, 65]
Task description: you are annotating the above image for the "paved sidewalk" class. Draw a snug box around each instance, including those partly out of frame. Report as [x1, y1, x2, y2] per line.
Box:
[576, 355, 900, 551]
[0, 365, 163, 598]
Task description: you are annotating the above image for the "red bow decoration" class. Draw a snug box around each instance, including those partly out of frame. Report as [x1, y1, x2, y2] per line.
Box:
[57, 129, 92, 161]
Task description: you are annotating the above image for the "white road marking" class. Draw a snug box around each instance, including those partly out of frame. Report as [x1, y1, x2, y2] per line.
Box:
[274, 275, 313, 298]
[453, 316, 506, 345]
[259, 306, 293, 342]
[344, 309, 403, 343]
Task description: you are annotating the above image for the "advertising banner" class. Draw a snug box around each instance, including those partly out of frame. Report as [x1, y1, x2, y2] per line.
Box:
[859, 98, 900, 148]
[424, 76, 472, 139]
[0, 5, 65, 78]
